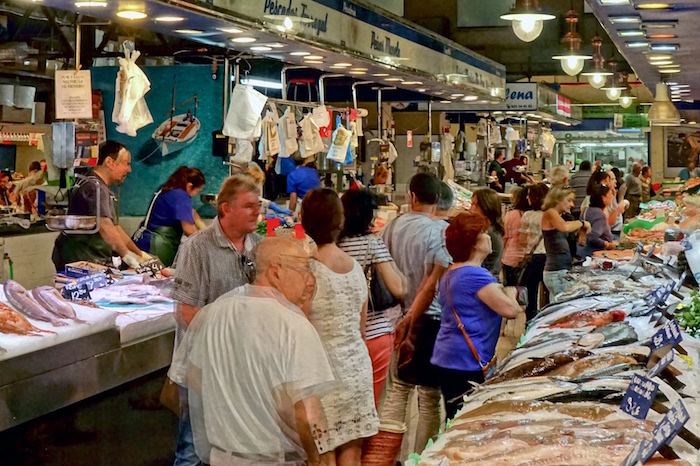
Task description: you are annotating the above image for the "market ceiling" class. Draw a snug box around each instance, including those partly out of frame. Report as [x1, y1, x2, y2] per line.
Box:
[585, 0, 700, 103]
[1, 0, 507, 105]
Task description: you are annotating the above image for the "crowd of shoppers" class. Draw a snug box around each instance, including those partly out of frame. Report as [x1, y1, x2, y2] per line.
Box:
[166, 157, 662, 466]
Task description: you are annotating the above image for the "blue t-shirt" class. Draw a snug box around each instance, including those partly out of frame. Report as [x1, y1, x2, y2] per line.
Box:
[286, 166, 320, 199]
[431, 266, 500, 372]
[135, 188, 194, 250]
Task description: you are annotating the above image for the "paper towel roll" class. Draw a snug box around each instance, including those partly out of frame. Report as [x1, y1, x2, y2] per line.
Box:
[13, 85, 36, 109]
[0, 85, 13, 107]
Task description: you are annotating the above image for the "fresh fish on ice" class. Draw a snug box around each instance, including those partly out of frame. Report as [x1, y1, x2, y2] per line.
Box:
[486, 348, 593, 385]
[592, 321, 639, 347]
[4, 280, 67, 326]
[548, 353, 640, 378]
[0, 302, 53, 336]
[31, 286, 86, 324]
[543, 309, 626, 329]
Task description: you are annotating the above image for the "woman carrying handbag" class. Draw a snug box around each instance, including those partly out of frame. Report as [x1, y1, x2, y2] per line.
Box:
[431, 212, 523, 419]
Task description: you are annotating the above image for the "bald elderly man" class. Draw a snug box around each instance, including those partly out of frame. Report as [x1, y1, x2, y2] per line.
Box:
[169, 238, 336, 466]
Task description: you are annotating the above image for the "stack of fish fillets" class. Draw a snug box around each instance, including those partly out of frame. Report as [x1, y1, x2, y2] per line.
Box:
[418, 274, 700, 466]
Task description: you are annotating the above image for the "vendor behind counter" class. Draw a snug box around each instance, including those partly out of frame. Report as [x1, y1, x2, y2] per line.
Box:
[52, 141, 147, 271]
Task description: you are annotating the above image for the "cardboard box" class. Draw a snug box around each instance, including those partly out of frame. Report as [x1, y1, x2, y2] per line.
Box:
[65, 261, 108, 278]
[0, 105, 32, 123]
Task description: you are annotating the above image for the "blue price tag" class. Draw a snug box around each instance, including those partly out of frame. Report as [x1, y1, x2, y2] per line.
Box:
[648, 351, 674, 379]
[641, 400, 690, 463]
[636, 241, 645, 254]
[675, 272, 687, 291]
[620, 374, 659, 419]
[76, 271, 108, 291]
[651, 319, 683, 351]
[620, 440, 645, 466]
[644, 285, 672, 308]
[646, 243, 656, 258]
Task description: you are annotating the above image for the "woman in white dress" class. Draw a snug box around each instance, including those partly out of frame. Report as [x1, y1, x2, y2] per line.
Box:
[300, 188, 379, 465]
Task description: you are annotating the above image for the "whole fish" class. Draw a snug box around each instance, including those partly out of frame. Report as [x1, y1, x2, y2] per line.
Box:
[4, 280, 67, 326]
[31, 286, 86, 324]
[593, 321, 639, 347]
[485, 348, 593, 385]
[548, 353, 639, 378]
[0, 302, 53, 336]
[544, 309, 626, 329]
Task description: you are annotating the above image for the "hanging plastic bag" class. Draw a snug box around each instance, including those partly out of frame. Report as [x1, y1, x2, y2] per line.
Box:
[113, 49, 153, 136]
[232, 139, 254, 164]
[388, 141, 399, 164]
[327, 115, 352, 163]
[476, 119, 488, 137]
[280, 107, 298, 157]
[490, 122, 502, 144]
[263, 112, 281, 157]
[312, 105, 330, 127]
[300, 113, 325, 157]
[349, 120, 359, 149]
[343, 137, 354, 165]
[223, 85, 268, 139]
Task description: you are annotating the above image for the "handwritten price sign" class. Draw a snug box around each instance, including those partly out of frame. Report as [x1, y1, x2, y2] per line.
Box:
[620, 374, 658, 420]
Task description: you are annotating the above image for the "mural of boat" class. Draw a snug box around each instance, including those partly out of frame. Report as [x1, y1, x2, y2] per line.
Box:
[152, 109, 200, 156]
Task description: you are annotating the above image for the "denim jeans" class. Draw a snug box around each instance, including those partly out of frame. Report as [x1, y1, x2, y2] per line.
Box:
[379, 350, 442, 454]
[543, 270, 571, 299]
[174, 385, 203, 466]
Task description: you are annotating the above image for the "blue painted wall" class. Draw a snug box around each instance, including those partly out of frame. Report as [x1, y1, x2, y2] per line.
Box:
[91, 65, 226, 217]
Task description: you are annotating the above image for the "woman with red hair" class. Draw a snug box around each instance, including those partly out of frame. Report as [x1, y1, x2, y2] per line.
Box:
[431, 212, 524, 419]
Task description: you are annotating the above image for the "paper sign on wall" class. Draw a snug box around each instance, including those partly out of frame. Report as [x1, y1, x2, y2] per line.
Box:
[55, 70, 93, 119]
[407, 130, 413, 148]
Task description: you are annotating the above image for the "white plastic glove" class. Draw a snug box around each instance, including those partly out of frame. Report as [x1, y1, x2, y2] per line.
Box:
[141, 251, 153, 261]
[122, 252, 141, 269]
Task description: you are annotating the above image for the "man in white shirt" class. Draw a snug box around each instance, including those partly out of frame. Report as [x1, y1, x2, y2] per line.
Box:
[169, 238, 336, 466]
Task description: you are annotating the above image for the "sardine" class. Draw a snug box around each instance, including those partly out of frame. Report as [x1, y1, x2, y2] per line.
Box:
[31, 286, 86, 324]
[0, 302, 53, 335]
[4, 280, 67, 326]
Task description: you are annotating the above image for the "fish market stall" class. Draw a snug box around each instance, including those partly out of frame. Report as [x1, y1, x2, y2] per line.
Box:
[414, 250, 700, 466]
[0, 273, 175, 432]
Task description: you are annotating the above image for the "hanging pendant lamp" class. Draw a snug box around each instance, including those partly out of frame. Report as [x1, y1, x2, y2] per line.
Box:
[551, 9, 592, 76]
[581, 36, 612, 89]
[601, 61, 626, 101]
[648, 81, 681, 126]
[500, 0, 556, 43]
[617, 73, 637, 108]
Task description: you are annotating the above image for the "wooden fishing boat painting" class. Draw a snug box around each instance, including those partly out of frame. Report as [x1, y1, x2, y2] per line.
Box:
[152, 110, 200, 156]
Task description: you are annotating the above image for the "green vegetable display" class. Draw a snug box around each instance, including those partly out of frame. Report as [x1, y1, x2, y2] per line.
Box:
[256, 221, 267, 236]
[677, 290, 700, 338]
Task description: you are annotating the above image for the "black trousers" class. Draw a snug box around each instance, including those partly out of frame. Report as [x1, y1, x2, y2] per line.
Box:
[438, 366, 485, 420]
[524, 254, 546, 321]
[503, 264, 518, 286]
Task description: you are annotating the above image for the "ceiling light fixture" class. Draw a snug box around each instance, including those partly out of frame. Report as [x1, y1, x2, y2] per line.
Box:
[303, 55, 324, 60]
[647, 54, 673, 61]
[349, 70, 366, 75]
[385, 77, 403, 82]
[116, 10, 147, 20]
[660, 68, 681, 74]
[373, 73, 389, 77]
[581, 36, 613, 89]
[403, 81, 423, 85]
[462, 95, 479, 101]
[609, 15, 642, 24]
[648, 82, 680, 125]
[331, 63, 352, 68]
[626, 41, 650, 48]
[618, 29, 645, 37]
[439, 100, 451, 104]
[647, 33, 677, 39]
[657, 63, 680, 68]
[500, 0, 555, 43]
[231, 37, 257, 43]
[290, 51, 310, 56]
[642, 20, 677, 29]
[618, 77, 636, 108]
[304, 60, 323, 64]
[650, 44, 679, 51]
[217, 27, 243, 33]
[651, 60, 674, 66]
[599, 0, 630, 4]
[74, 1, 107, 6]
[635, 3, 673, 10]
[552, 9, 591, 76]
[175, 29, 204, 34]
[250, 46, 272, 52]
[154, 16, 184, 22]
[602, 62, 626, 100]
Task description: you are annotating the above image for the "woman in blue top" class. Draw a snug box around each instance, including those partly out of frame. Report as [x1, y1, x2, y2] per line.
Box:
[133, 166, 205, 266]
[431, 212, 523, 419]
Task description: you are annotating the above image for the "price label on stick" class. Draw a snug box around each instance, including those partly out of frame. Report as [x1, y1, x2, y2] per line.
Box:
[620, 440, 645, 466]
[135, 258, 165, 275]
[640, 400, 690, 463]
[61, 282, 91, 301]
[620, 374, 658, 420]
[650, 319, 683, 351]
[76, 271, 107, 291]
[648, 351, 674, 378]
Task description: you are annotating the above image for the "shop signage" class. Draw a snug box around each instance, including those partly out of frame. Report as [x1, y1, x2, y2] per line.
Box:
[648, 350, 674, 379]
[504, 83, 537, 111]
[650, 318, 683, 351]
[556, 95, 571, 117]
[583, 106, 636, 119]
[614, 113, 649, 129]
[406, 130, 413, 147]
[215, 0, 506, 95]
[55, 70, 93, 120]
[639, 400, 690, 463]
[620, 374, 658, 419]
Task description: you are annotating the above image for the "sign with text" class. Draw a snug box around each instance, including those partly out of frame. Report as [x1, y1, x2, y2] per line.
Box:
[556, 94, 571, 117]
[135, 257, 166, 275]
[620, 440, 645, 466]
[620, 374, 658, 420]
[648, 351, 674, 379]
[61, 282, 91, 301]
[55, 70, 93, 119]
[504, 83, 537, 111]
[640, 400, 690, 463]
[76, 271, 108, 291]
[651, 319, 683, 351]
[407, 130, 413, 148]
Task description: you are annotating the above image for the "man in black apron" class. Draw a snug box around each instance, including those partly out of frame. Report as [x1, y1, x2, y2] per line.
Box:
[52, 141, 147, 271]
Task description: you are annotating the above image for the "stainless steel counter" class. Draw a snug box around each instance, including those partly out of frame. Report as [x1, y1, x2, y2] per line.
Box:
[0, 329, 174, 432]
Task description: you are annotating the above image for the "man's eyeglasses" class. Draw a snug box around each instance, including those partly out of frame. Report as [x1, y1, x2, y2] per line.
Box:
[241, 254, 256, 283]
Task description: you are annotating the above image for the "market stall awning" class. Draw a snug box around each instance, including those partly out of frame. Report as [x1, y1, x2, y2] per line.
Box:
[37, 0, 506, 102]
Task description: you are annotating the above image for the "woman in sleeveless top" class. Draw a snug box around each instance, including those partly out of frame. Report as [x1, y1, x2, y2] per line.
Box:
[541, 186, 590, 299]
